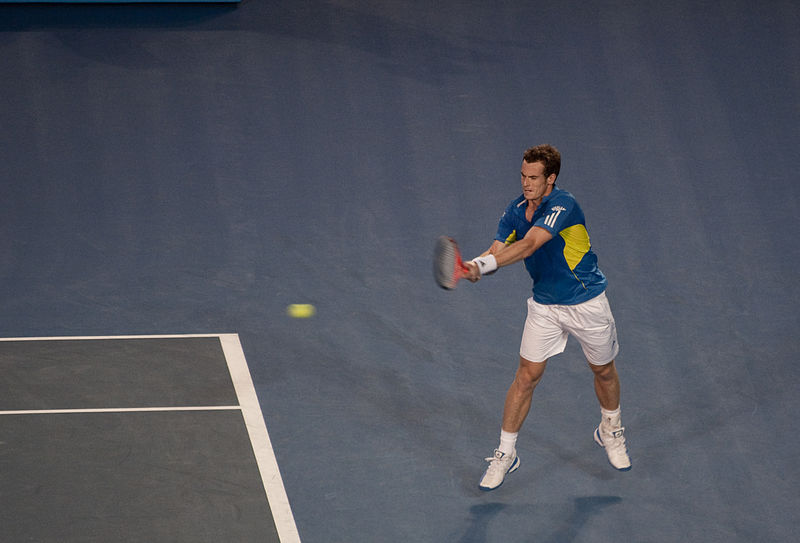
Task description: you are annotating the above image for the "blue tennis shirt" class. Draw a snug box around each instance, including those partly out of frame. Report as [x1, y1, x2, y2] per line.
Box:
[495, 187, 607, 305]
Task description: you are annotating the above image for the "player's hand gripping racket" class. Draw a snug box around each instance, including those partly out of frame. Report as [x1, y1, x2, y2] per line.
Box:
[433, 236, 469, 289]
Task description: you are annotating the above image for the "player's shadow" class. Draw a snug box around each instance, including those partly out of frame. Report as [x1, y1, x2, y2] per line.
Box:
[455, 496, 622, 543]
[456, 503, 507, 543]
[543, 496, 622, 543]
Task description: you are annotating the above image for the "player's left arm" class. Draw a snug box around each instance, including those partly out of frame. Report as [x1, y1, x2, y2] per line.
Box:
[494, 226, 552, 266]
[464, 226, 553, 280]
[479, 240, 506, 258]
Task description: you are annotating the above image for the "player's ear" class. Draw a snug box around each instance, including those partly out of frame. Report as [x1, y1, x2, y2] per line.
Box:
[547, 173, 557, 185]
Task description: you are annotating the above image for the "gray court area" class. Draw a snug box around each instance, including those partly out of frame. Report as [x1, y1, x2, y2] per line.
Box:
[1, 338, 236, 408]
[0, 337, 280, 543]
[1, 1, 798, 542]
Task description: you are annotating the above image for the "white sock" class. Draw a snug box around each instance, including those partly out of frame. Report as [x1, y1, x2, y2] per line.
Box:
[498, 429, 518, 455]
[601, 406, 622, 430]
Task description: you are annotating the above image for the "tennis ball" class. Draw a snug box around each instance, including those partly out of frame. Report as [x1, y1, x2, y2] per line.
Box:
[287, 303, 316, 318]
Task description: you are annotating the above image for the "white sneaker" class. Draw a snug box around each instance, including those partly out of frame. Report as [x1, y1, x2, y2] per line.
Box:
[479, 449, 520, 490]
[594, 426, 631, 471]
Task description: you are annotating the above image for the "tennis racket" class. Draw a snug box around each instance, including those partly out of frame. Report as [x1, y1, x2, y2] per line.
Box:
[433, 236, 469, 289]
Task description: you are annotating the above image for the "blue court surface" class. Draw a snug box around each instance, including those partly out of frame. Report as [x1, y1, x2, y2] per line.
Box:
[0, 1, 798, 542]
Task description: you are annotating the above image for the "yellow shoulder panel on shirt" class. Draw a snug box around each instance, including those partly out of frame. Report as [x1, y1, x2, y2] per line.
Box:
[559, 224, 591, 270]
[504, 230, 517, 245]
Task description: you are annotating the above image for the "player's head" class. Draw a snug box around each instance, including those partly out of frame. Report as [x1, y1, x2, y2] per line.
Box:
[523, 144, 561, 181]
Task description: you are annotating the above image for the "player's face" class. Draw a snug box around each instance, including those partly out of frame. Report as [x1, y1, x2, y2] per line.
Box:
[520, 160, 554, 202]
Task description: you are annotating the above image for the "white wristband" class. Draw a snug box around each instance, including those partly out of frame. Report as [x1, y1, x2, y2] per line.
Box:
[471, 254, 498, 276]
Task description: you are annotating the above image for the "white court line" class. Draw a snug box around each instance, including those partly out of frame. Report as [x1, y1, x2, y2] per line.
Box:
[0, 406, 241, 416]
[0, 333, 226, 341]
[219, 333, 302, 543]
[0, 333, 301, 543]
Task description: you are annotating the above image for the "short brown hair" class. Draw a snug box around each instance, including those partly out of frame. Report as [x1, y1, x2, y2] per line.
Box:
[523, 144, 561, 179]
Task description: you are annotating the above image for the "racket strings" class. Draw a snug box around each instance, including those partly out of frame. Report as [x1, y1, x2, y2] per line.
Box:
[434, 237, 460, 289]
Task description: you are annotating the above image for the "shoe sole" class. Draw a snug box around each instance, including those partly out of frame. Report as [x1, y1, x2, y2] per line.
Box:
[479, 456, 520, 491]
[594, 427, 632, 471]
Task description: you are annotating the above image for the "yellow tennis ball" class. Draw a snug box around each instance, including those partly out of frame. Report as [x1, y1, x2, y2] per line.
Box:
[287, 303, 316, 318]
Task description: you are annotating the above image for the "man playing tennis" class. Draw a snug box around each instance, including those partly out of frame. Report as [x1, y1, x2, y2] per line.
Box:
[464, 144, 631, 491]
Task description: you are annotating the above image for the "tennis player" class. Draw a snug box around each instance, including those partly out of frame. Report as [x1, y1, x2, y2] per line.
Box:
[464, 144, 631, 491]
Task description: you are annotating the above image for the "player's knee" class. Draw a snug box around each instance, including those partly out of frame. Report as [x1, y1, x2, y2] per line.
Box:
[515, 360, 545, 389]
[591, 360, 617, 381]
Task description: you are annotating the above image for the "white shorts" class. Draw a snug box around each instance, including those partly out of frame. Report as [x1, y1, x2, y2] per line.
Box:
[520, 291, 619, 366]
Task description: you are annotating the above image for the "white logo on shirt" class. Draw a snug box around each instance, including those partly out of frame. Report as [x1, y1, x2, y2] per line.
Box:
[544, 206, 566, 228]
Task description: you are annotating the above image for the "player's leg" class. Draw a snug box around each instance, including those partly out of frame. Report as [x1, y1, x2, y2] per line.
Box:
[589, 360, 630, 467]
[590, 360, 631, 470]
[502, 357, 547, 434]
[479, 357, 545, 491]
[480, 298, 566, 491]
[568, 292, 631, 470]
[591, 374, 631, 470]
[589, 358, 620, 411]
